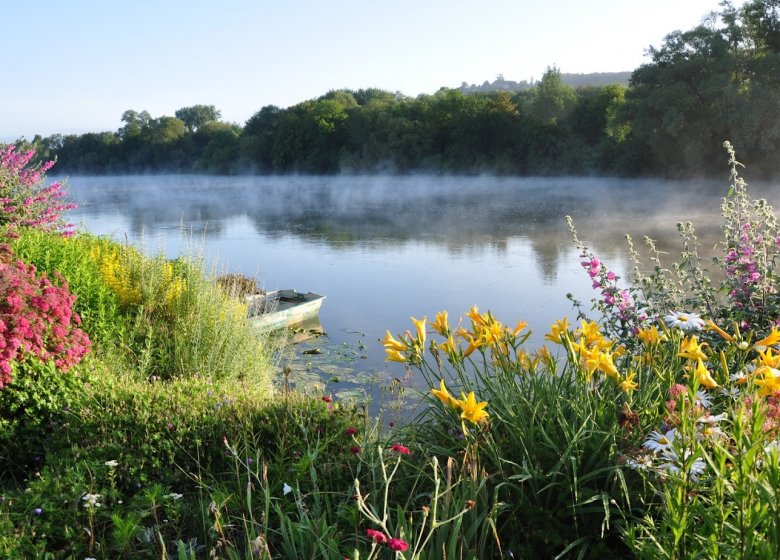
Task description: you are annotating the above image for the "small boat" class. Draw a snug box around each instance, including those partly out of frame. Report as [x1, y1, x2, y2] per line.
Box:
[246, 289, 325, 332]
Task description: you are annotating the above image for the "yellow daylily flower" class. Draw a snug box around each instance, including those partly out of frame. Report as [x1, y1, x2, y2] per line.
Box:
[755, 367, 780, 397]
[619, 371, 638, 393]
[756, 347, 780, 369]
[755, 327, 780, 349]
[431, 379, 458, 409]
[457, 328, 480, 357]
[637, 325, 664, 347]
[545, 318, 570, 344]
[679, 336, 709, 362]
[598, 351, 620, 380]
[707, 320, 735, 343]
[385, 349, 407, 363]
[438, 336, 457, 355]
[466, 306, 487, 329]
[381, 330, 408, 353]
[576, 320, 603, 347]
[430, 311, 450, 336]
[457, 391, 489, 424]
[509, 320, 528, 338]
[411, 316, 427, 346]
[694, 359, 718, 389]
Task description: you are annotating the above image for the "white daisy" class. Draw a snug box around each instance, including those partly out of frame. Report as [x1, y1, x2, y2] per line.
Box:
[659, 449, 707, 480]
[626, 454, 655, 471]
[721, 386, 741, 400]
[664, 311, 705, 332]
[693, 390, 711, 408]
[643, 428, 677, 453]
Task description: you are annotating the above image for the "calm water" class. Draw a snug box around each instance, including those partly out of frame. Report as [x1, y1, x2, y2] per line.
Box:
[63, 174, 780, 415]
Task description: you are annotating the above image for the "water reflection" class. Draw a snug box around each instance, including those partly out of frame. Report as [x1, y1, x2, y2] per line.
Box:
[64, 174, 780, 416]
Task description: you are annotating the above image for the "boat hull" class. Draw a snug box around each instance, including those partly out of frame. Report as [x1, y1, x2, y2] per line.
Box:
[246, 290, 325, 332]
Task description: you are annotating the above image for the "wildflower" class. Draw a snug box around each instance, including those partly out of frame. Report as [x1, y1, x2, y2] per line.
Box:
[388, 538, 410, 552]
[752, 328, 780, 349]
[664, 311, 705, 332]
[678, 336, 709, 361]
[626, 454, 655, 471]
[707, 320, 735, 343]
[385, 349, 407, 363]
[322, 396, 332, 403]
[390, 443, 412, 455]
[104, 460, 119, 468]
[637, 324, 664, 346]
[694, 359, 719, 389]
[34, 508, 42, 515]
[82, 493, 102, 508]
[693, 390, 712, 408]
[576, 320, 604, 347]
[597, 350, 620, 380]
[380, 331, 409, 353]
[545, 317, 569, 344]
[366, 528, 388, 544]
[643, 428, 676, 453]
[659, 449, 707, 480]
[721, 386, 741, 399]
[619, 371, 638, 393]
[430, 311, 450, 336]
[345, 427, 358, 436]
[431, 379, 459, 409]
[457, 391, 489, 424]
[166, 493, 183, 500]
[509, 320, 528, 337]
[755, 367, 780, 397]
[282, 483, 292, 496]
[350, 446, 361, 454]
[410, 316, 427, 346]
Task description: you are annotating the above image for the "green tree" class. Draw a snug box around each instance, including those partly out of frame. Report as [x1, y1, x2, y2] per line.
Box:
[530, 66, 577, 124]
[174, 105, 222, 133]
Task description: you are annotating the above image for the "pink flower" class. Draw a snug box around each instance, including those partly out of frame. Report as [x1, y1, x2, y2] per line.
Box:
[366, 528, 387, 544]
[390, 443, 411, 455]
[345, 427, 358, 436]
[350, 446, 361, 454]
[322, 396, 332, 403]
[388, 538, 409, 552]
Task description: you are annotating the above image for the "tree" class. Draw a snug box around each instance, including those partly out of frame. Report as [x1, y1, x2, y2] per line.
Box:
[530, 66, 577, 124]
[174, 105, 221, 133]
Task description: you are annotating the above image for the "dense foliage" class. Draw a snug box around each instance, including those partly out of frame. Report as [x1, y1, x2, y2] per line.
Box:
[19, 1, 780, 179]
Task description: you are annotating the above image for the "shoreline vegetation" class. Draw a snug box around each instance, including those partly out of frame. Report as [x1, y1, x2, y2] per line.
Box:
[17, 2, 780, 180]
[4, 138, 780, 559]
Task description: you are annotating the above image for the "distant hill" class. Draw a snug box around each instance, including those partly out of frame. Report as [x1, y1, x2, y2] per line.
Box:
[457, 71, 632, 93]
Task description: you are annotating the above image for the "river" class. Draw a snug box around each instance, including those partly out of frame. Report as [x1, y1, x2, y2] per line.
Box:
[62, 174, 779, 418]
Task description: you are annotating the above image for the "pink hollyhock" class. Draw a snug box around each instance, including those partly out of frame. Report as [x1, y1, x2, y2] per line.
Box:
[388, 538, 409, 552]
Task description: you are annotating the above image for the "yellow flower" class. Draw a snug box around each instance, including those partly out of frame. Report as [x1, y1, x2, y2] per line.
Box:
[693, 359, 718, 389]
[545, 318, 570, 344]
[598, 351, 620, 380]
[755, 367, 780, 397]
[438, 336, 457, 355]
[679, 336, 709, 362]
[466, 306, 487, 329]
[534, 345, 554, 368]
[457, 328, 480, 357]
[706, 320, 735, 343]
[431, 379, 458, 409]
[431, 311, 450, 336]
[509, 320, 528, 338]
[385, 349, 407, 363]
[755, 327, 780, 349]
[576, 320, 603, 347]
[411, 316, 427, 346]
[637, 325, 664, 347]
[456, 391, 489, 424]
[756, 347, 780, 369]
[381, 331, 408, 353]
[619, 371, 638, 393]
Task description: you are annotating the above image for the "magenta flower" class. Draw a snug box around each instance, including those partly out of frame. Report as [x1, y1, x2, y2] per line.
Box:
[390, 443, 411, 455]
[366, 528, 388, 544]
[388, 538, 409, 552]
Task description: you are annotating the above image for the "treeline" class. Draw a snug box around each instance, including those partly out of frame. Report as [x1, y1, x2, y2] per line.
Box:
[24, 0, 780, 178]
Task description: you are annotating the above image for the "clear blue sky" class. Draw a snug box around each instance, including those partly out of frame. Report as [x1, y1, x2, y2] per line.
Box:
[1, 0, 734, 140]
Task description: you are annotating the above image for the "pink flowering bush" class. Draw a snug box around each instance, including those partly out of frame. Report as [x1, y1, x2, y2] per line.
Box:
[0, 144, 76, 236]
[0, 243, 90, 387]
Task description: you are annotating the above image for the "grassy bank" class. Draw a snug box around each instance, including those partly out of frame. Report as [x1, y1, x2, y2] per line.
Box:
[2, 143, 780, 558]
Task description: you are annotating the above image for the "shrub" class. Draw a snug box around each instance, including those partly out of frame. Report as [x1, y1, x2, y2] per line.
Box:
[0, 145, 76, 236]
[0, 243, 90, 387]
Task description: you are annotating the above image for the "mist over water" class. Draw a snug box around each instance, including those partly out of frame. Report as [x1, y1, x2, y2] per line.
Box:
[64, 174, 780, 414]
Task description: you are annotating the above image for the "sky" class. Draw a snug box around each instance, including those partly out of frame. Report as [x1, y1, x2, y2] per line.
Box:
[1, 0, 736, 140]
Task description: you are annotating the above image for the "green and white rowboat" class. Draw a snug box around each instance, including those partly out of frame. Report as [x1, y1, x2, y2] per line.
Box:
[246, 289, 325, 332]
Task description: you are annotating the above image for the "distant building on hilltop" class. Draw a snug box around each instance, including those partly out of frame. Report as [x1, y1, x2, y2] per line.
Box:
[457, 71, 631, 94]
